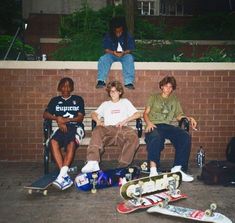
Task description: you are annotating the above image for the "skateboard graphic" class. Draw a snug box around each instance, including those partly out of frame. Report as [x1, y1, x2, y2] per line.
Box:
[117, 190, 187, 214]
[74, 166, 140, 193]
[147, 203, 232, 223]
[120, 172, 182, 200]
[24, 170, 59, 195]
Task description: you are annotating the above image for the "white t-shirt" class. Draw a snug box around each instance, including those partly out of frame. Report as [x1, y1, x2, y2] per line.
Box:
[95, 98, 137, 126]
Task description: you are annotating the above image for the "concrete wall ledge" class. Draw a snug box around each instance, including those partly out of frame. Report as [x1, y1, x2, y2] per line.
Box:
[1, 61, 235, 70]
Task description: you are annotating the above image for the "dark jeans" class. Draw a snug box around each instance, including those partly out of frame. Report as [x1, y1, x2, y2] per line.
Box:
[145, 124, 191, 171]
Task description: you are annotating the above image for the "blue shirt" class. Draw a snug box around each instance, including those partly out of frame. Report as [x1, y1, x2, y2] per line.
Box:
[103, 32, 135, 51]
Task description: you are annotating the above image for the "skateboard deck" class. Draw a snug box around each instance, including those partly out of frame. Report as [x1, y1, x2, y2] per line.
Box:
[147, 203, 232, 223]
[120, 172, 182, 200]
[117, 190, 187, 214]
[74, 166, 140, 193]
[24, 170, 59, 195]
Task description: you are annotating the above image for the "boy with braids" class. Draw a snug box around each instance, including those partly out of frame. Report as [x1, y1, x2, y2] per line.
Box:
[96, 17, 136, 90]
[43, 77, 85, 190]
[81, 80, 141, 173]
[144, 76, 197, 182]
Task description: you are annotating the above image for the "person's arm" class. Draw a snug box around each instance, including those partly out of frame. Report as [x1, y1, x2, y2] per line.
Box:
[116, 111, 141, 127]
[143, 106, 156, 132]
[91, 111, 104, 126]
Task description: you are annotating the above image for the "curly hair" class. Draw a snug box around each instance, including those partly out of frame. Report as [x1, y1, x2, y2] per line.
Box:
[57, 77, 74, 92]
[159, 76, 177, 90]
[106, 80, 124, 98]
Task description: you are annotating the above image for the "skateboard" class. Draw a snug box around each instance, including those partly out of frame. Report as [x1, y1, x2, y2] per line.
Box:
[24, 166, 77, 195]
[120, 171, 182, 200]
[74, 166, 141, 193]
[147, 203, 232, 223]
[24, 170, 59, 195]
[117, 190, 187, 214]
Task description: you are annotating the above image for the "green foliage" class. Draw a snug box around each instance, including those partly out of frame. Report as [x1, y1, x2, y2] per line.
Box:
[134, 19, 166, 40]
[0, 35, 35, 53]
[134, 42, 182, 62]
[167, 12, 235, 40]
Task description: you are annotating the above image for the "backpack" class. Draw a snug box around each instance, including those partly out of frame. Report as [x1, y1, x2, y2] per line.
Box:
[226, 137, 235, 163]
[198, 160, 235, 186]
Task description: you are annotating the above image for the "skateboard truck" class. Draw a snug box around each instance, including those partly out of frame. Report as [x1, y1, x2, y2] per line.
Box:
[127, 180, 144, 204]
[168, 175, 181, 197]
[205, 203, 217, 217]
[91, 172, 98, 193]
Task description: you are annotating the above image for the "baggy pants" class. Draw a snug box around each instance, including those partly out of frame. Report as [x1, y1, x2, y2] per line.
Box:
[86, 126, 139, 165]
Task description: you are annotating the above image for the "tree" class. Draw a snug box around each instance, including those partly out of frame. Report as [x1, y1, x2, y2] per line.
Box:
[122, 0, 136, 35]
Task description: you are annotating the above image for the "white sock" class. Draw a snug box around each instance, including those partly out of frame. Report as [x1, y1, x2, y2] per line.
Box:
[150, 167, 158, 174]
[58, 166, 69, 179]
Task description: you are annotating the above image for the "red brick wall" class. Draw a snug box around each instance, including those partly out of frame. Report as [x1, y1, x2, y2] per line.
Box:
[0, 68, 234, 163]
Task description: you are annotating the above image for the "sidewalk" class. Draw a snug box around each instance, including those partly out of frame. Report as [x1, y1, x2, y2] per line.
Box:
[0, 161, 234, 223]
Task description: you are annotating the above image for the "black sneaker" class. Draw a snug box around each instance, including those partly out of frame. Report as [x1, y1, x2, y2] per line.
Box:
[96, 81, 106, 88]
[124, 83, 135, 90]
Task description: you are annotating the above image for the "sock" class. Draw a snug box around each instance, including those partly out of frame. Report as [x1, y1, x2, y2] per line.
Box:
[58, 166, 69, 179]
[150, 167, 158, 174]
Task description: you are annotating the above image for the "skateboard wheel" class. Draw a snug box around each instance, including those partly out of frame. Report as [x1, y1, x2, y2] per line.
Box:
[158, 202, 164, 208]
[205, 209, 212, 216]
[92, 173, 98, 179]
[128, 168, 134, 173]
[43, 190, 48, 196]
[28, 189, 32, 195]
[175, 189, 181, 195]
[91, 188, 97, 194]
[138, 181, 144, 187]
[210, 203, 217, 211]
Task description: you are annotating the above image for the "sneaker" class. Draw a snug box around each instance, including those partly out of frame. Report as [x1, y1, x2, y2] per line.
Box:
[124, 83, 135, 90]
[52, 175, 73, 190]
[171, 165, 194, 182]
[96, 80, 106, 88]
[61, 175, 73, 190]
[81, 161, 100, 173]
[52, 177, 63, 190]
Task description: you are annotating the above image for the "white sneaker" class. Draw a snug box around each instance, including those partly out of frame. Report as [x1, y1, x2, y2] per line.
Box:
[81, 161, 100, 173]
[171, 165, 194, 182]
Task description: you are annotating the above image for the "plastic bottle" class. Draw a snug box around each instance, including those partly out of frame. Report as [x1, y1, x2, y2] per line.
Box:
[196, 146, 205, 167]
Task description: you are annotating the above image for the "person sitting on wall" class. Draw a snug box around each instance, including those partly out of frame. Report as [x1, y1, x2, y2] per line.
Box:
[144, 75, 197, 182]
[43, 77, 85, 190]
[81, 80, 141, 173]
[96, 16, 136, 90]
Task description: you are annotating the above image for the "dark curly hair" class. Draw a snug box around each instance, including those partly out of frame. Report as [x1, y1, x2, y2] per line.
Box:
[159, 76, 177, 90]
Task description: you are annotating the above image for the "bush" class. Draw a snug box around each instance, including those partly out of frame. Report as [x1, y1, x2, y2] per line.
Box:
[0, 35, 35, 60]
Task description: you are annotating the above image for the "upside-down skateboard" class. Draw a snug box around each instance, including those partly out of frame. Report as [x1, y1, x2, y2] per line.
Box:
[24, 170, 59, 195]
[74, 166, 141, 193]
[120, 172, 182, 200]
[147, 203, 232, 223]
[117, 190, 187, 214]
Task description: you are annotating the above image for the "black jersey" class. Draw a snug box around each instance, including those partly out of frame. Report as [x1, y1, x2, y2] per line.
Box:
[45, 95, 85, 128]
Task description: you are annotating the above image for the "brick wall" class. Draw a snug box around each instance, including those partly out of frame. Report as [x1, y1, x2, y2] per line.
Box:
[0, 62, 234, 164]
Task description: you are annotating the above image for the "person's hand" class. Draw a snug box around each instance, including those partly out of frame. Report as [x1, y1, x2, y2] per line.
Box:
[116, 119, 127, 128]
[56, 116, 68, 132]
[113, 51, 124, 57]
[145, 122, 156, 133]
[96, 119, 104, 126]
[189, 117, 197, 130]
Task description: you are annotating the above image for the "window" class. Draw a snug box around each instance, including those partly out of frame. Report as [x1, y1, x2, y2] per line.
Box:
[137, 1, 155, 15]
[160, 0, 184, 16]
